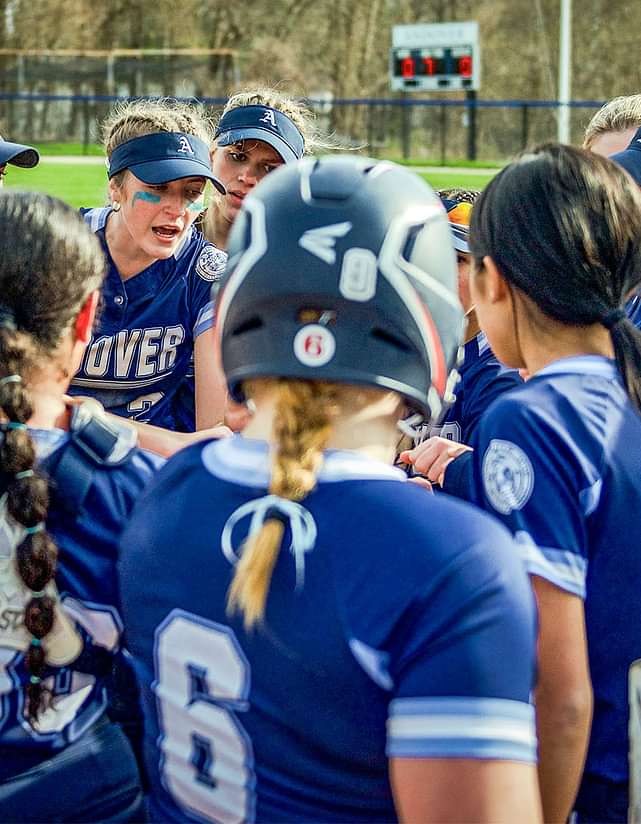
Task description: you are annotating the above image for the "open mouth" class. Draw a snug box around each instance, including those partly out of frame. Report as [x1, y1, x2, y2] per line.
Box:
[152, 225, 181, 241]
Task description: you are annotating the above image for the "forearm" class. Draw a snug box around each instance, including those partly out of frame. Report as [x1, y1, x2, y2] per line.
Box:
[108, 416, 230, 458]
[535, 681, 593, 823]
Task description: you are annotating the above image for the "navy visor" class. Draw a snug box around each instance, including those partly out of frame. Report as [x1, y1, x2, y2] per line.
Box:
[108, 132, 225, 194]
[215, 105, 304, 163]
[0, 139, 39, 168]
[610, 125, 641, 187]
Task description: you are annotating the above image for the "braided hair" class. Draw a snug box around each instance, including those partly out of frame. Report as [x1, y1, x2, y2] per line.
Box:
[0, 191, 105, 720]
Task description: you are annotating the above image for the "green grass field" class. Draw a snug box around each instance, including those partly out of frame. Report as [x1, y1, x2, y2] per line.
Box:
[5, 160, 497, 209]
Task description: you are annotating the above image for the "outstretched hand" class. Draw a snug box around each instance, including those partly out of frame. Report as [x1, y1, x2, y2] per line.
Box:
[399, 436, 472, 487]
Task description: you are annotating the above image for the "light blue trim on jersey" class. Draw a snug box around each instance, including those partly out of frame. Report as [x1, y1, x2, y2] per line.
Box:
[349, 638, 394, 691]
[387, 697, 537, 763]
[579, 477, 603, 517]
[476, 330, 490, 355]
[202, 435, 406, 488]
[536, 355, 619, 380]
[85, 206, 111, 233]
[515, 531, 587, 598]
[194, 301, 215, 337]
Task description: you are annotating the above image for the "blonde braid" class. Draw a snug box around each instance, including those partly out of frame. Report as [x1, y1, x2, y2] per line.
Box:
[226, 380, 339, 629]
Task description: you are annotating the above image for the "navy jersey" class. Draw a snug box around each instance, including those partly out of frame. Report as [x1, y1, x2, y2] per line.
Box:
[0, 427, 159, 779]
[627, 293, 641, 330]
[466, 355, 641, 809]
[119, 436, 537, 824]
[69, 208, 226, 430]
[429, 332, 521, 443]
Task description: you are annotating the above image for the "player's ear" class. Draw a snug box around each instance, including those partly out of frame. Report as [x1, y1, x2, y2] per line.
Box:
[482, 255, 510, 305]
[74, 290, 100, 345]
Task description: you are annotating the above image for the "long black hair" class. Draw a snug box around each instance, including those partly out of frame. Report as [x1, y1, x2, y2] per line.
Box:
[0, 191, 104, 720]
[470, 143, 641, 411]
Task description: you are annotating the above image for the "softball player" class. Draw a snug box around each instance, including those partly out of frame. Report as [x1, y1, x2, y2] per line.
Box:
[427, 145, 641, 822]
[0, 191, 160, 821]
[201, 89, 330, 251]
[69, 99, 229, 443]
[118, 157, 541, 824]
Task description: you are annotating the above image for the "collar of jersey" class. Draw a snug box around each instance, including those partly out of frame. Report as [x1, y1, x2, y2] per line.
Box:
[535, 354, 619, 380]
[202, 434, 406, 488]
[27, 427, 69, 460]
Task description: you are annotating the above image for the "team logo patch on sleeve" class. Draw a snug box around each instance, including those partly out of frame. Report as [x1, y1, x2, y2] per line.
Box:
[482, 438, 534, 515]
[196, 246, 227, 282]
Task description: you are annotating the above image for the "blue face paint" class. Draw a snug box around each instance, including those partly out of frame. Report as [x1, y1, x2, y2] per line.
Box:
[132, 191, 161, 206]
[187, 199, 206, 213]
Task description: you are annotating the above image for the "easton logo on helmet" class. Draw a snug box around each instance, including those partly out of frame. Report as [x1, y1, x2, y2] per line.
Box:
[299, 222, 352, 265]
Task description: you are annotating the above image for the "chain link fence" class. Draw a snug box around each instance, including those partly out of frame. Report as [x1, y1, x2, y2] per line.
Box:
[0, 92, 604, 163]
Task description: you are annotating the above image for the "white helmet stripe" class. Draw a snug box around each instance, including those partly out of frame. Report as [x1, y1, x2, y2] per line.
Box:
[216, 197, 268, 336]
[378, 204, 453, 395]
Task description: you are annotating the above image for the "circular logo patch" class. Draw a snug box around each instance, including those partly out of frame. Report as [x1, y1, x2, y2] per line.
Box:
[293, 324, 336, 367]
[196, 246, 227, 282]
[482, 438, 534, 515]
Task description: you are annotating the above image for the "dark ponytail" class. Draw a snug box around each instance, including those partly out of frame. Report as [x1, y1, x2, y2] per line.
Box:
[470, 143, 641, 413]
[0, 191, 105, 721]
[607, 316, 641, 412]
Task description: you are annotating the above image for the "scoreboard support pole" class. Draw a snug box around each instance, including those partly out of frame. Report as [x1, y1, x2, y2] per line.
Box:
[466, 90, 477, 162]
[401, 92, 412, 160]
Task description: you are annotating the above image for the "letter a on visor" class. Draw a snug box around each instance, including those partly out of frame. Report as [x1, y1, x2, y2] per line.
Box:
[108, 132, 225, 194]
[215, 105, 305, 163]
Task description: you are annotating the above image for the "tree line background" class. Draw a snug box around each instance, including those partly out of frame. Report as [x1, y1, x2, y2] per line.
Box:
[0, 0, 639, 157]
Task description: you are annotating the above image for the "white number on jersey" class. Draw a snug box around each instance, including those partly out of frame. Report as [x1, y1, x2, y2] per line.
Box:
[155, 610, 254, 824]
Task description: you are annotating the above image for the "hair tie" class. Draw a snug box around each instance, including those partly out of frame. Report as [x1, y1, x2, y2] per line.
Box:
[15, 469, 34, 480]
[29, 674, 42, 685]
[602, 308, 627, 330]
[4, 422, 27, 431]
[30, 638, 41, 647]
[0, 307, 17, 332]
[25, 523, 44, 535]
[29, 589, 46, 598]
[0, 374, 21, 386]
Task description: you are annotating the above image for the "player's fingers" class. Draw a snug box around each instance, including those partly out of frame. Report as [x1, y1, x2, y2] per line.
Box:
[426, 449, 460, 484]
[408, 476, 433, 492]
[399, 439, 438, 468]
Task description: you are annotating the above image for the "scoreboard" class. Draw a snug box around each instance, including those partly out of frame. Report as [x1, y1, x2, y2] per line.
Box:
[390, 22, 480, 93]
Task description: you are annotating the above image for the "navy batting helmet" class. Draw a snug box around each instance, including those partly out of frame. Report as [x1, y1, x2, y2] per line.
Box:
[215, 156, 464, 421]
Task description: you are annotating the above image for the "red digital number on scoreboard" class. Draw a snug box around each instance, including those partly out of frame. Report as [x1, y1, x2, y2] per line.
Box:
[423, 57, 436, 76]
[401, 57, 415, 78]
[458, 55, 473, 77]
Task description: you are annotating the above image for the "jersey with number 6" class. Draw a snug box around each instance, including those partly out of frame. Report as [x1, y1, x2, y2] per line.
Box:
[0, 427, 160, 780]
[119, 435, 538, 824]
[69, 208, 226, 430]
[466, 355, 641, 819]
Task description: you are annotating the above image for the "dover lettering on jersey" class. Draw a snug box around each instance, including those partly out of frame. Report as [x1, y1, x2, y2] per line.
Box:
[77, 325, 186, 387]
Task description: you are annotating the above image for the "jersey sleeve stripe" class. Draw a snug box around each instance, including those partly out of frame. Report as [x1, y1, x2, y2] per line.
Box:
[515, 531, 587, 598]
[194, 301, 215, 337]
[387, 697, 536, 762]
